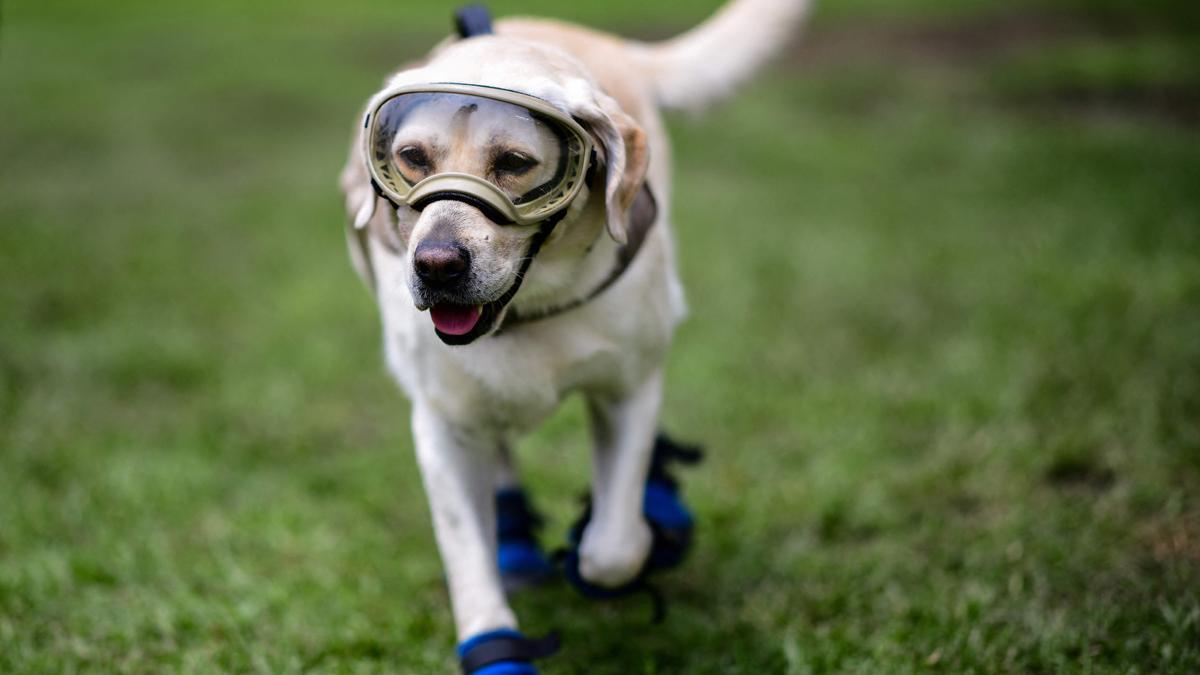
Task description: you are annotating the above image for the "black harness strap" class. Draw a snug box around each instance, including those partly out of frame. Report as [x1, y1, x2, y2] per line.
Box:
[460, 632, 560, 674]
[488, 207, 567, 316]
[498, 247, 630, 329]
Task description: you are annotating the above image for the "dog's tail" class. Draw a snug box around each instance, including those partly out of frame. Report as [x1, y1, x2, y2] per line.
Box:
[636, 0, 811, 112]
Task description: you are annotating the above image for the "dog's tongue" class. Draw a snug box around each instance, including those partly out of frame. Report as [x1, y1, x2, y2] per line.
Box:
[430, 303, 483, 336]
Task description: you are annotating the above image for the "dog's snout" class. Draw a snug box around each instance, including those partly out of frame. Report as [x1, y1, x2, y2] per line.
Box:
[414, 242, 471, 287]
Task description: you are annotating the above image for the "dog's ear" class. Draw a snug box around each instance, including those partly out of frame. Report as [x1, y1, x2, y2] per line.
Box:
[621, 184, 658, 262]
[570, 91, 650, 245]
[339, 126, 381, 294]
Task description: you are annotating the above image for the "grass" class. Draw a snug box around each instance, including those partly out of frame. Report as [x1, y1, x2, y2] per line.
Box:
[1, 0, 1199, 672]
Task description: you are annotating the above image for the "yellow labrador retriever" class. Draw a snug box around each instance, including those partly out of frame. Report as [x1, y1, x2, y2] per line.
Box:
[339, 0, 808, 670]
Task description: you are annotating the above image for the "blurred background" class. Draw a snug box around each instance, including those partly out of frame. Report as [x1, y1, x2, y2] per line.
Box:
[1, 0, 1198, 672]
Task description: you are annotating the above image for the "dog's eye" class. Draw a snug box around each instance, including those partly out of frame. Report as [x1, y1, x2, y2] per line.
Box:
[398, 146, 431, 170]
[493, 151, 539, 176]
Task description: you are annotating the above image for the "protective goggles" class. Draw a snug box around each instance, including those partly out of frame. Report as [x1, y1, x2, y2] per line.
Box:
[362, 83, 594, 226]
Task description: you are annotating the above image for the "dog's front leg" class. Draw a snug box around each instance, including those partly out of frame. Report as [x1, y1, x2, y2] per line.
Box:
[579, 369, 664, 587]
[411, 403, 516, 639]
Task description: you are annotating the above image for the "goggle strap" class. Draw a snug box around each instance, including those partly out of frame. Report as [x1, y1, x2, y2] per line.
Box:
[584, 148, 599, 187]
[484, 206, 568, 323]
[454, 5, 494, 39]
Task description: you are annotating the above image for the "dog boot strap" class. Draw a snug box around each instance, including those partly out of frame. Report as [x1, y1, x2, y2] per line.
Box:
[647, 433, 704, 490]
[459, 629, 560, 674]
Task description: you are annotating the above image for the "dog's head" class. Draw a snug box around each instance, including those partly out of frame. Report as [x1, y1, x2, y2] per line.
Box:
[341, 36, 651, 345]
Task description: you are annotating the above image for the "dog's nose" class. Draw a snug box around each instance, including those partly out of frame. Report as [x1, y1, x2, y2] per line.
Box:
[414, 242, 471, 287]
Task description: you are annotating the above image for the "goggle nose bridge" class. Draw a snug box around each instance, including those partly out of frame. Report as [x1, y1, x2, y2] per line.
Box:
[407, 173, 518, 225]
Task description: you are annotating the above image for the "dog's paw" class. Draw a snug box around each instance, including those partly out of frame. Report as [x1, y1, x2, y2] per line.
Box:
[576, 518, 653, 588]
[561, 433, 702, 601]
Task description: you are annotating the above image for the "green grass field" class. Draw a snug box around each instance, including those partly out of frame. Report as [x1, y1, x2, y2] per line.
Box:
[2, 0, 1198, 672]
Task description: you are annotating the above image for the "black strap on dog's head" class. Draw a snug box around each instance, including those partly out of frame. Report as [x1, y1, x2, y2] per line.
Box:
[498, 183, 658, 331]
[455, 5, 494, 38]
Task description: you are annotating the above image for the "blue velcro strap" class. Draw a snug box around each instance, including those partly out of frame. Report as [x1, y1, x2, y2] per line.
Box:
[466, 664, 537, 675]
[458, 629, 559, 675]
[455, 4, 494, 38]
[458, 629, 523, 659]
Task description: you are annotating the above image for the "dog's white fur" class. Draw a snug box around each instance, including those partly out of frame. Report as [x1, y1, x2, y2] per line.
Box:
[339, 0, 809, 641]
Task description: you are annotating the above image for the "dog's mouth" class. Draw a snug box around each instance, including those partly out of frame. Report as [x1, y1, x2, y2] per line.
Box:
[426, 299, 507, 346]
[430, 303, 483, 335]
[430, 302, 486, 337]
[418, 262, 528, 346]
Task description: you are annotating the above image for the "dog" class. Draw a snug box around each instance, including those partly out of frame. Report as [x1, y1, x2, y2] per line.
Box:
[338, 0, 809, 670]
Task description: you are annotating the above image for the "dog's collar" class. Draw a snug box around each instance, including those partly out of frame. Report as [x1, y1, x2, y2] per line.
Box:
[497, 185, 658, 332]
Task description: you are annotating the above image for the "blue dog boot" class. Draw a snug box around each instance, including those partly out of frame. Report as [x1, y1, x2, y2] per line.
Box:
[458, 629, 560, 675]
[560, 434, 703, 610]
[496, 487, 555, 591]
[642, 434, 702, 570]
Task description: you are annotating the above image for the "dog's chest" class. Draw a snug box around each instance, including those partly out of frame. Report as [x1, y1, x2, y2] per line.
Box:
[412, 324, 640, 432]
